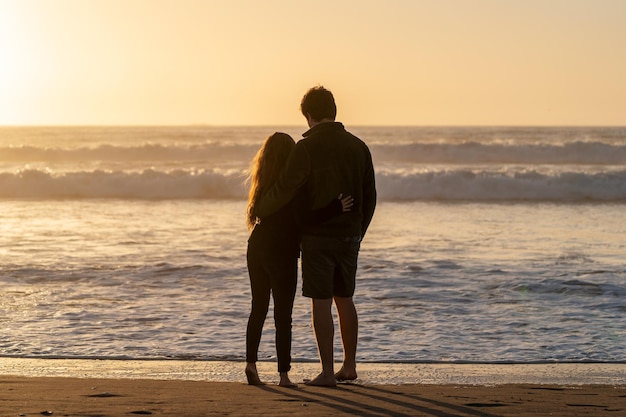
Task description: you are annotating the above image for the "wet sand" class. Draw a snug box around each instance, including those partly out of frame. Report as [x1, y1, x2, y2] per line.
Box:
[1, 359, 625, 385]
[1, 359, 625, 416]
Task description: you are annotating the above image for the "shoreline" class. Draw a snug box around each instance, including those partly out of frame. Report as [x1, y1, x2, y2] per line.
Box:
[1, 358, 625, 385]
[2, 360, 625, 416]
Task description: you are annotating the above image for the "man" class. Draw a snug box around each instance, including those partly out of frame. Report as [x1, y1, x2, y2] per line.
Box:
[257, 86, 376, 386]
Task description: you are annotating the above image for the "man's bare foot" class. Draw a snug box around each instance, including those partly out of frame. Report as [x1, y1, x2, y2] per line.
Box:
[334, 367, 357, 381]
[304, 372, 337, 387]
[245, 364, 265, 385]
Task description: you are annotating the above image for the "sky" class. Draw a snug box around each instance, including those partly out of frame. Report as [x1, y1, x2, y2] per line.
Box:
[1, 0, 625, 126]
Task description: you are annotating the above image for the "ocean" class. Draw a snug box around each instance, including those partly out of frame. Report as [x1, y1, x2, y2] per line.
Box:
[1, 125, 625, 364]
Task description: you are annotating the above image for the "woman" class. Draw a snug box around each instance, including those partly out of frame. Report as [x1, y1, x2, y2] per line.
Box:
[245, 132, 351, 387]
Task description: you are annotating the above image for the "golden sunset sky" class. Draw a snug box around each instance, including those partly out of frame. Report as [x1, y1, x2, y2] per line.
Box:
[1, 0, 625, 126]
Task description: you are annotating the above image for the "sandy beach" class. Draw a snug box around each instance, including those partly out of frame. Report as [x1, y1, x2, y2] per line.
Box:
[2, 376, 625, 416]
[1, 359, 625, 416]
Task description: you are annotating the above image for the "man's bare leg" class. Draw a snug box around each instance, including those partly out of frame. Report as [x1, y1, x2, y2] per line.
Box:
[334, 296, 358, 381]
[305, 298, 336, 386]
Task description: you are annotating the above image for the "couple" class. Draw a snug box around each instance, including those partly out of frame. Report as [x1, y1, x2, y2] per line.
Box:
[245, 86, 377, 387]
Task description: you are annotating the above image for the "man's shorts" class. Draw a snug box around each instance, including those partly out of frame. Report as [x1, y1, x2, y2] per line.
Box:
[301, 234, 361, 299]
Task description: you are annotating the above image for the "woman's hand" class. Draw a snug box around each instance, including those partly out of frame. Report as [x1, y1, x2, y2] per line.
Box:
[338, 194, 354, 212]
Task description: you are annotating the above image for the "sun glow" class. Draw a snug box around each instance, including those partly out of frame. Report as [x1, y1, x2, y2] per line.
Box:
[1, 0, 625, 126]
[0, 5, 34, 121]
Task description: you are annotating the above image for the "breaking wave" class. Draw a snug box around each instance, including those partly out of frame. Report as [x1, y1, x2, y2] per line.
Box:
[2, 168, 625, 201]
[2, 141, 626, 165]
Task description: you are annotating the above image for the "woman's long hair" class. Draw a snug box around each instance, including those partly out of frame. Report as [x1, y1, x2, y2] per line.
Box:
[246, 132, 295, 230]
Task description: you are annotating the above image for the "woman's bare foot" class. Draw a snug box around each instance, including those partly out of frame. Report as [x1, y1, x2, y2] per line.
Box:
[304, 372, 337, 387]
[334, 366, 357, 381]
[279, 372, 297, 388]
[245, 363, 264, 385]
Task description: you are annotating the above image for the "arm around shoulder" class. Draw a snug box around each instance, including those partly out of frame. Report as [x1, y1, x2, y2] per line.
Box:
[256, 144, 310, 218]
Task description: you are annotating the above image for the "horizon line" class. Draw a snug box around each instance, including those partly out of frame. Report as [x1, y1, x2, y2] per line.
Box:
[1, 123, 625, 128]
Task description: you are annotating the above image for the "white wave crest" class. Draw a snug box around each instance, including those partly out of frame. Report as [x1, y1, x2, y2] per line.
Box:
[0, 169, 247, 199]
[2, 141, 625, 165]
[377, 169, 626, 201]
[371, 141, 626, 165]
[0, 143, 258, 163]
[1, 168, 625, 201]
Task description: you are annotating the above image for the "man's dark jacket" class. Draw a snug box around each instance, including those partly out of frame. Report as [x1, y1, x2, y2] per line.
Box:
[257, 122, 376, 239]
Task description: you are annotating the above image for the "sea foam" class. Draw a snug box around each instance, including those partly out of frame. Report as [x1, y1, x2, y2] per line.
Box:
[1, 167, 625, 201]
